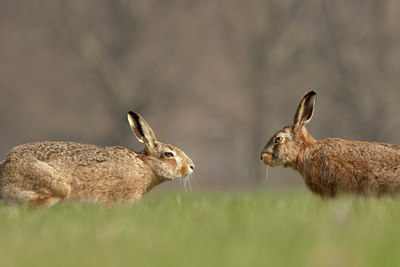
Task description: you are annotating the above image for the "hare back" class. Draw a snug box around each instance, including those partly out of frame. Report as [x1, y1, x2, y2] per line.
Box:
[4, 141, 138, 164]
[303, 138, 400, 196]
[0, 142, 159, 205]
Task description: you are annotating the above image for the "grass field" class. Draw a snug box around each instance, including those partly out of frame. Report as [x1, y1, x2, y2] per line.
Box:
[1, 190, 400, 267]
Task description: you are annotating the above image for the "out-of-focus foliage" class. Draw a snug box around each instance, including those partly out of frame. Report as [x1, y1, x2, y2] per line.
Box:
[1, 192, 400, 267]
[1, 0, 399, 189]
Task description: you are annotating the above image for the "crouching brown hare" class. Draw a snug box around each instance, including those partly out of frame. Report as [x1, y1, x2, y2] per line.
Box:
[260, 91, 400, 197]
[0, 112, 195, 207]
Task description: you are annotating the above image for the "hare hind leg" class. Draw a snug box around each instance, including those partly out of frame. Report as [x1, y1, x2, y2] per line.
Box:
[1, 161, 72, 207]
[1, 186, 65, 208]
[28, 192, 65, 208]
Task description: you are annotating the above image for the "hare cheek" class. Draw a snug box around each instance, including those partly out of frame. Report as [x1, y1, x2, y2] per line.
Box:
[269, 149, 284, 166]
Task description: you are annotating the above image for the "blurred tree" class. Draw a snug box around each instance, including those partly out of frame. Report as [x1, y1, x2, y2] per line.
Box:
[1, 0, 399, 189]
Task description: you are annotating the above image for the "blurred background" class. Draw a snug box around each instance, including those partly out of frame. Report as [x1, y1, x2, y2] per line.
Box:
[1, 0, 399, 192]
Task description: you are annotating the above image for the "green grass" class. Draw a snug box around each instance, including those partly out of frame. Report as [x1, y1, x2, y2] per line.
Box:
[1, 190, 400, 267]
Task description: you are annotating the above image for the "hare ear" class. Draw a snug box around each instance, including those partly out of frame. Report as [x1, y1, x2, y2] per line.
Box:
[127, 111, 157, 152]
[293, 91, 316, 131]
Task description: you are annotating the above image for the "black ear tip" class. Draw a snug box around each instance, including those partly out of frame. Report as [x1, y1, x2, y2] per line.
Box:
[305, 90, 316, 97]
[127, 111, 140, 120]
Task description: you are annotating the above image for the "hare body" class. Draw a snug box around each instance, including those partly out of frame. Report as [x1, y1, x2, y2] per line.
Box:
[295, 137, 400, 196]
[0, 112, 194, 207]
[261, 91, 400, 197]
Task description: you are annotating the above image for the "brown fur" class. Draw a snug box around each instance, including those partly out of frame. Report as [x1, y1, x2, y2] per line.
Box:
[261, 91, 400, 197]
[0, 112, 194, 207]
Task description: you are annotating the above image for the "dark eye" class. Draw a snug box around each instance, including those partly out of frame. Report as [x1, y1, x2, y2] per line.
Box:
[164, 152, 174, 158]
[274, 136, 284, 144]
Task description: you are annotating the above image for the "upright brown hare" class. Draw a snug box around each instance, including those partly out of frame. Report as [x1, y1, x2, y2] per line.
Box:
[261, 91, 400, 197]
[0, 112, 194, 207]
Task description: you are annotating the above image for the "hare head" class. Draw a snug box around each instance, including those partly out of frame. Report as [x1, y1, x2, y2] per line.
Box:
[127, 111, 195, 180]
[260, 91, 317, 168]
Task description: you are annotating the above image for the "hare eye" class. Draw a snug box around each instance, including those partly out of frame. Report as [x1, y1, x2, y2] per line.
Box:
[164, 152, 174, 158]
[274, 136, 284, 144]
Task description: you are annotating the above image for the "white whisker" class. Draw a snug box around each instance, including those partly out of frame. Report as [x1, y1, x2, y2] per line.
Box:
[265, 166, 270, 183]
[188, 176, 192, 193]
[183, 176, 193, 194]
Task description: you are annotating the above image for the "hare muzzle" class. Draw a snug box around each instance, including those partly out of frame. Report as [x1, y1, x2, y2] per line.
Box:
[261, 152, 280, 166]
[261, 152, 272, 165]
[181, 164, 195, 176]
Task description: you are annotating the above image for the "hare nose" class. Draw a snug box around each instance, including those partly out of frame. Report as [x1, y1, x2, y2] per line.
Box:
[190, 165, 195, 170]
